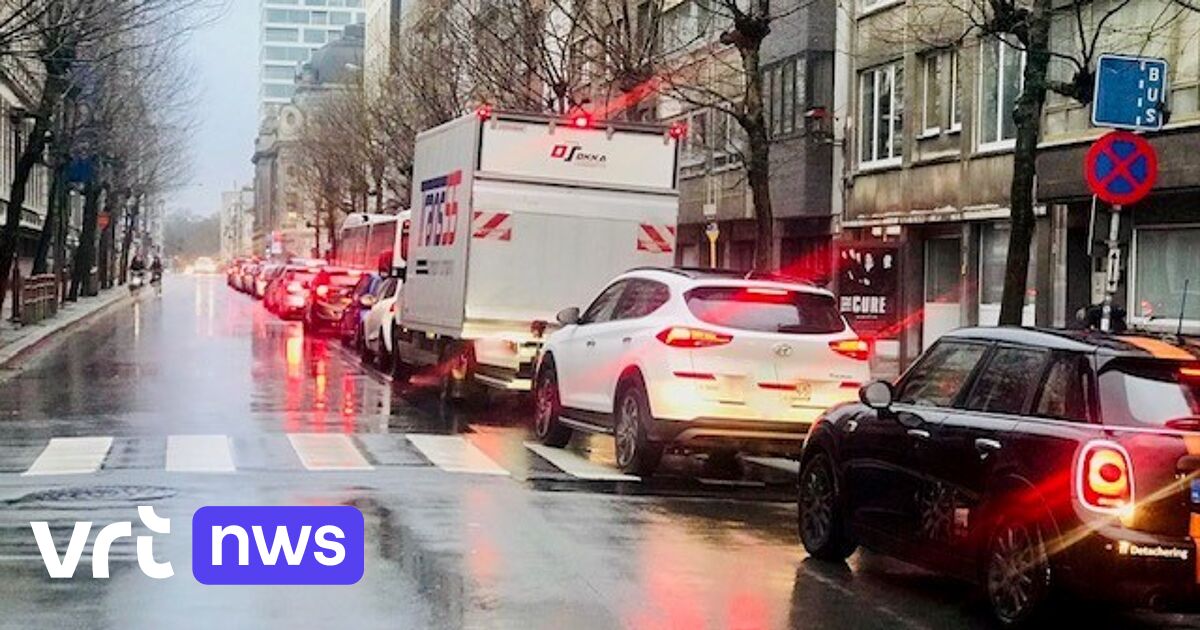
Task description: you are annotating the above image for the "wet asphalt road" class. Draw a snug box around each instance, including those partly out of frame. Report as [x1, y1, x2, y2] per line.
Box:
[0, 275, 1197, 629]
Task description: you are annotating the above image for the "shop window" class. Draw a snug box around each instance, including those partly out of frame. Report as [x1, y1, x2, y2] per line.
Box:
[980, 223, 1036, 306]
[925, 237, 960, 304]
[1133, 227, 1200, 321]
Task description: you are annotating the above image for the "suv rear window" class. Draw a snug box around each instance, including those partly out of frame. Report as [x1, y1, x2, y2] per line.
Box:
[1099, 359, 1200, 428]
[684, 287, 845, 334]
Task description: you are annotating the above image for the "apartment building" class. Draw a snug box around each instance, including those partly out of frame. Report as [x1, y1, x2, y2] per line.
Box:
[838, 0, 1200, 367]
[655, 0, 837, 278]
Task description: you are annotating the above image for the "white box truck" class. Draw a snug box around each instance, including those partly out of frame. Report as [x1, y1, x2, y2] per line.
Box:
[391, 109, 681, 397]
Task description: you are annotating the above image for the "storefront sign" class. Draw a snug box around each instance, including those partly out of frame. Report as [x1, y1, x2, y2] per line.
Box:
[837, 242, 899, 338]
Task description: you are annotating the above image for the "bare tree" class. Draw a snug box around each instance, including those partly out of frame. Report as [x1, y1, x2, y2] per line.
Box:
[0, 0, 221, 305]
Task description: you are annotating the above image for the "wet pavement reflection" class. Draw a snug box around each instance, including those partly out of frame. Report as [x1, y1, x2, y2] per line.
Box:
[0, 275, 1196, 629]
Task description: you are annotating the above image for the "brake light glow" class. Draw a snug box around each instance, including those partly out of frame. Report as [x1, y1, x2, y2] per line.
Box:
[571, 113, 591, 128]
[476, 104, 493, 121]
[746, 288, 790, 297]
[829, 339, 870, 361]
[668, 121, 688, 139]
[656, 327, 733, 348]
[1181, 366, 1200, 378]
[1076, 440, 1134, 514]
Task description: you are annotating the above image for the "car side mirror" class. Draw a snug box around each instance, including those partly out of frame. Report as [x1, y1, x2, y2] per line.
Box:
[557, 307, 580, 326]
[360, 295, 377, 308]
[859, 380, 895, 411]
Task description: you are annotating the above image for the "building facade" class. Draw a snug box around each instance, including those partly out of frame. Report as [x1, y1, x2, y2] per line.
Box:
[653, 0, 837, 280]
[253, 25, 366, 258]
[364, 0, 402, 94]
[220, 186, 255, 260]
[838, 0, 1200, 368]
[260, 0, 367, 118]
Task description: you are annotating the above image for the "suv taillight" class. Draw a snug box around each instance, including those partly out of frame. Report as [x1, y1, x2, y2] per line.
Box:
[656, 327, 733, 348]
[829, 339, 870, 361]
[1077, 441, 1134, 514]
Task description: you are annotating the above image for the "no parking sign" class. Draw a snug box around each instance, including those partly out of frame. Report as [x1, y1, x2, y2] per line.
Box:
[1084, 130, 1157, 206]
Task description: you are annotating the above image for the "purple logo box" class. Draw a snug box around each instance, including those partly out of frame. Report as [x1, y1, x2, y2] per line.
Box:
[192, 506, 364, 585]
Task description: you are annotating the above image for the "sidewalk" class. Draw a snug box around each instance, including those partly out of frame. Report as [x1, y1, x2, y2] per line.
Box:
[0, 288, 131, 368]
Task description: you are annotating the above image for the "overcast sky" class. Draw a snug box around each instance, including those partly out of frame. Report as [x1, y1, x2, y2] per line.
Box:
[176, 1, 259, 218]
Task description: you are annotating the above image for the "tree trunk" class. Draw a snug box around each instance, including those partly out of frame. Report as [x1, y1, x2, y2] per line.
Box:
[52, 165, 69, 301]
[70, 181, 101, 300]
[998, 0, 1052, 325]
[0, 57, 70, 311]
[32, 194, 55, 275]
[740, 47, 774, 271]
[120, 195, 140, 285]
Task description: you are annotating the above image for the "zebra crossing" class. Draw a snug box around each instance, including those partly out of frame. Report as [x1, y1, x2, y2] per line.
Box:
[2, 432, 639, 482]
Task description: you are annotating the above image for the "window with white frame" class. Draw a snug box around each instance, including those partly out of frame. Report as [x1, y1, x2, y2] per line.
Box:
[920, 52, 942, 136]
[978, 37, 1024, 149]
[859, 61, 904, 166]
[949, 49, 962, 131]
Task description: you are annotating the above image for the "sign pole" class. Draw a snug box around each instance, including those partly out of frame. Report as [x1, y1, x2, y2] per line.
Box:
[1101, 204, 1122, 333]
[705, 222, 719, 268]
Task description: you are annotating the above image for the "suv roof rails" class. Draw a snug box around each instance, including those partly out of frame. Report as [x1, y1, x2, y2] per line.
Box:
[625, 266, 819, 286]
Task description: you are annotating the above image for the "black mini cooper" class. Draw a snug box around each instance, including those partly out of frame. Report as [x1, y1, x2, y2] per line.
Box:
[799, 327, 1200, 626]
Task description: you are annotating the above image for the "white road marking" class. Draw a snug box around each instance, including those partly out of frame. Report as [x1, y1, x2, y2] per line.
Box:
[23, 437, 113, 476]
[166, 435, 235, 473]
[406, 434, 509, 476]
[287, 434, 374, 471]
[524, 443, 638, 482]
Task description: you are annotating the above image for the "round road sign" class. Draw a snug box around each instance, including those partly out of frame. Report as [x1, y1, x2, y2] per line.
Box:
[1084, 130, 1157, 206]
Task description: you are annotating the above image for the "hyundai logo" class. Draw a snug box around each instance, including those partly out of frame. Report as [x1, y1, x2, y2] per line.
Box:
[774, 344, 794, 357]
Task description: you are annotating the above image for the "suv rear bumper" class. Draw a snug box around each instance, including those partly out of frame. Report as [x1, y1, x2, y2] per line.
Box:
[648, 417, 809, 456]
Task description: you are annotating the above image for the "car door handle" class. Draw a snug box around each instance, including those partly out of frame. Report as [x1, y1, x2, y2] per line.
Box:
[906, 428, 931, 440]
[622, 337, 632, 344]
[586, 340, 596, 348]
[975, 438, 1002, 456]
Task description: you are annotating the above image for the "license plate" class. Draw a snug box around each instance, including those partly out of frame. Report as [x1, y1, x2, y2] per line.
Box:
[795, 382, 813, 401]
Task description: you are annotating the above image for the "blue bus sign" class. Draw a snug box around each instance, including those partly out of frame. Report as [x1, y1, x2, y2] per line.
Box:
[1092, 54, 1168, 131]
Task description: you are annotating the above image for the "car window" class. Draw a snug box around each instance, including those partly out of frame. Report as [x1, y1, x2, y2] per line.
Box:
[962, 347, 1049, 415]
[684, 286, 845, 334]
[353, 275, 373, 296]
[1033, 353, 1091, 422]
[380, 279, 398, 299]
[1098, 359, 1200, 428]
[581, 281, 627, 324]
[612, 280, 670, 320]
[896, 341, 989, 407]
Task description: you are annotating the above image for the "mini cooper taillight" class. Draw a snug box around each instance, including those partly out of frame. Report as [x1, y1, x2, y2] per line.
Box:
[1076, 440, 1134, 514]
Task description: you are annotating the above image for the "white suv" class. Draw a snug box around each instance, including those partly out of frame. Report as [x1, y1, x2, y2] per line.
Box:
[533, 268, 871, 476]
